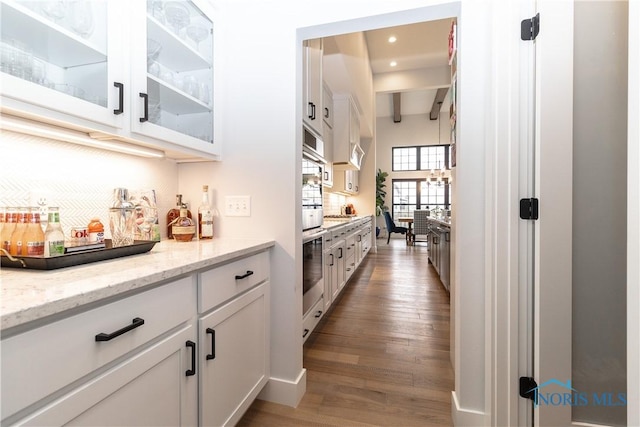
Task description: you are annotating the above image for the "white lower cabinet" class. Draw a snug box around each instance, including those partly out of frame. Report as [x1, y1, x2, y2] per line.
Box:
[15, 325, 198, 427]
[1, 276, 197, 426]
[197, 252, 270, 426]
[198, 283, 269, 426]
[1, 249, 272, 427]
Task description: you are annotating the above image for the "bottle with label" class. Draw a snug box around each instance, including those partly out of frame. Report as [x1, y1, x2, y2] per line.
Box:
[1, 207, 17, 252]
[198, 185, 214, 239]
[172, 207, 196, 242]
[45, 207, 65, 257]
[9, 207, 28, 256]
[88, 218, 105, 243]
[22, 207, 45, 256]
[167, 194, 192, 239]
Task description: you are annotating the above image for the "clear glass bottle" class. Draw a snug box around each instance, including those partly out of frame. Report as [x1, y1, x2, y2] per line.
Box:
[167, 194, 192, 239]
[45, 207, 65, 257]
[172, 207, 196, 242]
[23, 208, 45, 256]
[198, 185, 214, 239]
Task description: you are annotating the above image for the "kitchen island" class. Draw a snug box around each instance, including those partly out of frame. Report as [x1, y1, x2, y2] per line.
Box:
[427, 217, 451, 292]
[1, 237, 274, 427]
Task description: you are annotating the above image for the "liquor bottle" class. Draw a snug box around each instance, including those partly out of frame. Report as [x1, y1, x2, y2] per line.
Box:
[45, 207, 65, 257]
[167, 194, 192, 239]
[1, 207, 17, 252]
[172, 207, 196, 242]
[22, 208, 45, 256]
[9, 207, 28, 256]
[198, 185, 214, 239]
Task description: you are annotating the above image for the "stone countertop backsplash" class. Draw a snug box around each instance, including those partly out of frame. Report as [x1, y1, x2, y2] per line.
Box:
[0, 238, 275, 332]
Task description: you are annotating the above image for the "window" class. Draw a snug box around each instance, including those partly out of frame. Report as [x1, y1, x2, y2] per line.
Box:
[391, 178, 450, 219]
[392, 145, 450, 171]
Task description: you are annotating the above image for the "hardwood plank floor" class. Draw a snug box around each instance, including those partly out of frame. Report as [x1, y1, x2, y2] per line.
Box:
[238, 238, 453, 426]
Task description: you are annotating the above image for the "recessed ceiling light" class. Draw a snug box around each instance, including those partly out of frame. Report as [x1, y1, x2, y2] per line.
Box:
[390, 61, 397, 67]
[388, 36, 397, 43]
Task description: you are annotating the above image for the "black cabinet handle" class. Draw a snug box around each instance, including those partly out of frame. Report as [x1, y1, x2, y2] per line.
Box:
[330, 253, 334, 266]
[185, 340, 196, 376]
[308, 102, 316, 120]
[315, 310, 323, 318]
[324, 107, 329, 119]
[139, 92, 148, 122]
[113, 82, 124, 115]
[338, 247, 343, 259]
[206, 328, 216, 360]
[95, 317, 144, 342]
[235, 270, 254, 280]
[303, 328, 310, 338]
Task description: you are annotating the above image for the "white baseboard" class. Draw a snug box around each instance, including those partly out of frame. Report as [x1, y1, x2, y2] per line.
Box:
[256, 369, 307, 408]
[451, 391, 486, 426]
[572, 422, 613, 427]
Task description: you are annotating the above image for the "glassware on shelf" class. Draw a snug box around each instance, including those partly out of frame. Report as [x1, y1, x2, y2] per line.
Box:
[67, 1, 94, 38]
[148, 0, 165, 24]
[186, 24, 208, 50]
[184, 75, 198, 98]
[164, 2, 191, 38]
[147, 39, 162, 66]
[131, 189, 158, 241]
[41, 0, 67, 25]
[148, 61, 160, 77]
[199, 82, 210, 105]
[109, 188, 135, 247]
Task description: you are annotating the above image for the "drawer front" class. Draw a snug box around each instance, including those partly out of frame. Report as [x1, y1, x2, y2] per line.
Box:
[1, 276, 195, 420]
[199, 251, 269, 313]
[302, 297, 325, 343]
[331, 226, 346, 241]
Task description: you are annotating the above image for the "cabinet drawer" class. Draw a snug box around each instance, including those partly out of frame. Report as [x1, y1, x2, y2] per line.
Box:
[1, 276, 195, 421]
[199, 251, 269, 313]
[302, 297, 325, 343]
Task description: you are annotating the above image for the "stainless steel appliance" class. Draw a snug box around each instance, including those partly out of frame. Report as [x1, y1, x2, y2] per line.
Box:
[302, 154, 324, 231]
[302, 228, 326, 316]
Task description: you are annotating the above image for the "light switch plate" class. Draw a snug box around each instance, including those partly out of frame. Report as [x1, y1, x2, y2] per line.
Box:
[225, 196, 251, 217]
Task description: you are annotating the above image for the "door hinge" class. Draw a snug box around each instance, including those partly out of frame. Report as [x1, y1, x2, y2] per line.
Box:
[520, 198, 539, 220]
[519, 376, 538, 400]
[521, 13, 540, 41]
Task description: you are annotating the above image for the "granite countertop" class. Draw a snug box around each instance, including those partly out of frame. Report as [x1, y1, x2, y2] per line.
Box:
[0, 237, 275, 332]
[322, 215, 372, 230]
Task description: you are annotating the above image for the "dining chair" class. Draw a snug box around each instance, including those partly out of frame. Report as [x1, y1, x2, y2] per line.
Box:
[413, 210, 430, 245]
[383, 211, 408, 244]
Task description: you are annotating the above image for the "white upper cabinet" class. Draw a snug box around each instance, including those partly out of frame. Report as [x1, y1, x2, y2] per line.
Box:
[130, 0, 216, 157]
[302, 38, 323, 136]
[322, 83, 333, 129]
[333, 94, 363, 170]
[0, 0, 125, 129]
[0, 0, 219, 160]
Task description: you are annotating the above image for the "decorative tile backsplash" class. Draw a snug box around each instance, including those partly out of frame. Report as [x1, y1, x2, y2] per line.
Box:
[323, 191, 346, 216]
[0, 130, 179, 238]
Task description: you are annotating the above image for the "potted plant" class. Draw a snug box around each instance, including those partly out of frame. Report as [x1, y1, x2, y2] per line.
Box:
[375, 169, 389, 236]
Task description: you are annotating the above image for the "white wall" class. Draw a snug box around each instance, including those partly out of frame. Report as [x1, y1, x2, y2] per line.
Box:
[0, 130, 179, 237]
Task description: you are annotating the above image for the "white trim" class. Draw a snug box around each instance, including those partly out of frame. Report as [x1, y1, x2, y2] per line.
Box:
[572, 423, 613, 427]
[257, 369, 307, 408]
[627, 1, 640, 425]
[451, 391, 487, 427]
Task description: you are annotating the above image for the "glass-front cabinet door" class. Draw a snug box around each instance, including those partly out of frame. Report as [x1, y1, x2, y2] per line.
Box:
[130, 0, 216, 157]
[0, 0, 125, 129]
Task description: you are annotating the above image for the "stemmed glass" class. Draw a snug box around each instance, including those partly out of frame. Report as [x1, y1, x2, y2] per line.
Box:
[164, 2, 191, 38]
[132, 189, 158, 241]
[186, 24, 208, 50]
[41, 1, 67, 25]
[67, 1, 94, 38]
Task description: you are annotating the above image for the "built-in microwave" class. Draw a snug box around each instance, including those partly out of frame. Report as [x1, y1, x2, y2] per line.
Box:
[303, 127, 324, 159]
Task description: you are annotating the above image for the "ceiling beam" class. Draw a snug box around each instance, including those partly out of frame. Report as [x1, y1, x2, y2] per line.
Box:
[393, 92, 401, 123]
[429, 88, 449, 120]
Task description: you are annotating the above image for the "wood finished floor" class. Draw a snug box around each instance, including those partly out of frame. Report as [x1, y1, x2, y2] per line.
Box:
[238, 238, 453, 426]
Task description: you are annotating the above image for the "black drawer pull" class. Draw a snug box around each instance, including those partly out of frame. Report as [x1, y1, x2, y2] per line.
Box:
[206, 328, 216, 360]
[113, 82, 124, 115]
[95, 317, 144, 342]
[315, 310, 323, 318]
[235, 270, 254, 280]
[139, 92, 148, 122]
[185, 340, 196, 376]
[303, 328, 310, 338]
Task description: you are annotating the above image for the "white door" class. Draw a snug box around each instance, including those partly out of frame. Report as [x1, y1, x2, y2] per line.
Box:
[531, 1, 573, 425]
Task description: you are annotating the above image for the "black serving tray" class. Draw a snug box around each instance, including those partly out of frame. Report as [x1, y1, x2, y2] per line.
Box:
[1, 240, 158, 270]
